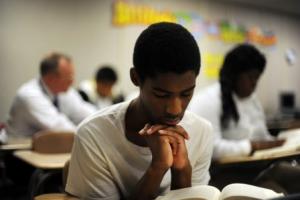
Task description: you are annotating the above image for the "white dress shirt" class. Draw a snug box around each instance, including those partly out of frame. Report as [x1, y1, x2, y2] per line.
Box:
[188, 82, 273, 159]
[6, 78, 97, 137]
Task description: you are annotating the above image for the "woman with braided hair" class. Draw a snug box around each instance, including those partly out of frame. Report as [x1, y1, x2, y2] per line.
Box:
[189, 44, 300, 194]
[189, 43, 284, 159]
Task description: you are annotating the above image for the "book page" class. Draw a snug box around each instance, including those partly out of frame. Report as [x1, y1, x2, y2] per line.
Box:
[277, 128, 300, 146]
[155, 185, 220, 200]
[253, 128, 300, 158]
[219, 183, 284, 200]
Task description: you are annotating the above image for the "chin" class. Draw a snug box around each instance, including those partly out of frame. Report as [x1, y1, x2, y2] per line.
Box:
[241, 93, 252, 98]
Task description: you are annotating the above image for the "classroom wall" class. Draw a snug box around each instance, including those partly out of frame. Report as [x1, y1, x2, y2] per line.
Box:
[0, 0, 299, 122]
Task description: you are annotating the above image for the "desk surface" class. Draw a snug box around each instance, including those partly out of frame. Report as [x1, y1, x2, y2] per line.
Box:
[0, 137, 31, 150]
[216, 150, 300, 164]
[14, 150, 70, 169]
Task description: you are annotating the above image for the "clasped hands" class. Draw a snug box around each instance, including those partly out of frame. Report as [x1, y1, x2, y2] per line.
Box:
[139, 123, 190, 172]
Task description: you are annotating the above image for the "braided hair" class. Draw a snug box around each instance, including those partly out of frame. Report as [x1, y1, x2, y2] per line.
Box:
[220, 44, 266, 129]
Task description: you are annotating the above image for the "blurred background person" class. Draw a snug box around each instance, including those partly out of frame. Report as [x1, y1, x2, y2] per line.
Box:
[5, 52, 96, 138]
[189, 43, 283, 159]
[187, 44, 297, 192]
[78, 65, 124, 110]
[2, 52, 97, 190]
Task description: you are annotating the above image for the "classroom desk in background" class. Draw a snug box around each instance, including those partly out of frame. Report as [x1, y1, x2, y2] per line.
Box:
[210, 149, 300, 191]
[216, 150, 300, 165]
[14, 150, 71, 200]
[14, 150, 70, 169]
[267, 118, 300, 136]
[0, 137, 31, 151]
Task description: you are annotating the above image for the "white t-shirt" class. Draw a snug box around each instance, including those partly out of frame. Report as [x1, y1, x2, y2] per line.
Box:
[188, 82, 273, 159]
[6, 78, 96, 137]
[66, 101, 213, 200]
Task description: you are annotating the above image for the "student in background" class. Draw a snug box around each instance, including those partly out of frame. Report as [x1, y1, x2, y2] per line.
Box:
[5, 52, 96, 138]
[78, 65, 124, 110]
[189, 43, 283, 159]
[188, 43, 300, 193]
[66, 22, 213, 199]
[3, 52, 96, 189]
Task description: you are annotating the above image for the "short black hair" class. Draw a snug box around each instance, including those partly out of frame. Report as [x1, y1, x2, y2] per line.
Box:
[95, 66, 118, 83]
[133, 22, 200, 82]
[220, 43, 266, 129]
[40, 52, 71, 76]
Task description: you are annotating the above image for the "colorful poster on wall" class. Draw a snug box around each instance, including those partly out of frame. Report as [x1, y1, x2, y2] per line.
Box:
[112, 1, 277, 47]
[203, 53, 224, 79]
[113, 0, 176, 25]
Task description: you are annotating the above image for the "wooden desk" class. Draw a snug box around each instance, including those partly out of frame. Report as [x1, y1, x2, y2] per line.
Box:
[216, 150, 300, 165]
[14, 150, 70, 169]
[211, 149, 300, 191]
[0, 137, 31, 151]
[14, 150, 71, 200]
[267, 119, 300, 136]
[217, 129, 300, 165]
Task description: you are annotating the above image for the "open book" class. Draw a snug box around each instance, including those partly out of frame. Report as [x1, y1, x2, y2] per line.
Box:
[155, 183, 283, 200]
[253, 128, 300, 158]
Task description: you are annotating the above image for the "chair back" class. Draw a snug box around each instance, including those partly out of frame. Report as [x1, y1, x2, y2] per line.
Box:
[32, 130, 74, 154]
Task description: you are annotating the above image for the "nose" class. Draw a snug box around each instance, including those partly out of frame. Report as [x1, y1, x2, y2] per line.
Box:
[166, 97, 182, 116]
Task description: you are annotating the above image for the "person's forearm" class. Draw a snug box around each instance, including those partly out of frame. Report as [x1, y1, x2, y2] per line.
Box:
[251, 139, 285, 152]
[170, 163, 192, 190]
[128, 165, 168, 200]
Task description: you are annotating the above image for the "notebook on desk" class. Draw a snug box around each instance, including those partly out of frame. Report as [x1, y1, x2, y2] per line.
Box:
[253, 128, 300, 159]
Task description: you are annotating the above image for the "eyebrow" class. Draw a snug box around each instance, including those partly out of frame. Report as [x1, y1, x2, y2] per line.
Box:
[153, 85, 196, 93]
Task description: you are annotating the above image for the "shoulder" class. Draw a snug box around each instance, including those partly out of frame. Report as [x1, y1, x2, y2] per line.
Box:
[181, 111, 213, 138]
[80, 101, 128, 123]
[16, 79, 44, 103]
[17, 79, 40, 96]
[76, 101, 129, 140]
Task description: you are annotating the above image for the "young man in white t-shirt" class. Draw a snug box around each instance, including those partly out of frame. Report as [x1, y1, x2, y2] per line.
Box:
[66, 22, 213, 200]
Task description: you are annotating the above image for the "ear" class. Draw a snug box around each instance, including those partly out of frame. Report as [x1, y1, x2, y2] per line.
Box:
[130, 68, 141, 86]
